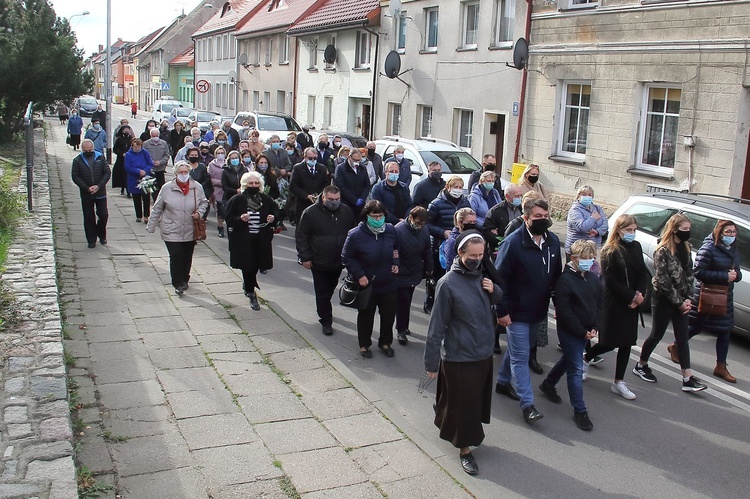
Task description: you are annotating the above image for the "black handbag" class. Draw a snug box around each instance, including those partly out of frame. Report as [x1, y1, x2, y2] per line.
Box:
[339, 275, 374, 311]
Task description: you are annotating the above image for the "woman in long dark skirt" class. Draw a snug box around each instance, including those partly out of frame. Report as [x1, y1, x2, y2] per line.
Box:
[423, 231, 502, 476]
[112, 125, 133, 196]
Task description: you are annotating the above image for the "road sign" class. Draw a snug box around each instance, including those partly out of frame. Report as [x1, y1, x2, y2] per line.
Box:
[195, 80, 210, 94]
[161, 82, 170, 91]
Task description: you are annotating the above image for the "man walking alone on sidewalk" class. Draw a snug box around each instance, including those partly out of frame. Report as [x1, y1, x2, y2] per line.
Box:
[71, 139, 110, 248]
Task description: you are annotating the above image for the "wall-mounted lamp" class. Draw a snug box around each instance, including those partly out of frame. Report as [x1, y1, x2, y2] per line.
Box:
[683, 135, 696, 148]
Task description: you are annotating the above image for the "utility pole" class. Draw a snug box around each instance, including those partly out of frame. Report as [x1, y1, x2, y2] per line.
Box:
[105, 0, 113, 164]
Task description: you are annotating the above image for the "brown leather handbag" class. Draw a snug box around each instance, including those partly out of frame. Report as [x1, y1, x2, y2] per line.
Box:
[192, 187, 207, 241]
[697, 283, 728, 316]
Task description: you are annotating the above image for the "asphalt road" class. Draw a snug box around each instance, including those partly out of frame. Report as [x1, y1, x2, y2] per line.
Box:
[110, 104, 750, 498]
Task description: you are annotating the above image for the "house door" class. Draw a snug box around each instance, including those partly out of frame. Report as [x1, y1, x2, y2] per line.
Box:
[362, 104, 371, 140]
[489, 114, 505, 173]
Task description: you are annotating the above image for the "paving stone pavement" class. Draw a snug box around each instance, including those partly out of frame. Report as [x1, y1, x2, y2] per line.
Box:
[39, 118, 472, 497]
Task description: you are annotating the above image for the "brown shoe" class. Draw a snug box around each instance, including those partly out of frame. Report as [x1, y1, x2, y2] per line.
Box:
[667, 344, 680, 364]
[714, 362, 737, 383]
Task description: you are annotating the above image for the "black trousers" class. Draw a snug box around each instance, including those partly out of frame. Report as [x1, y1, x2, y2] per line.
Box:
[164, 241, 196, 289]
[81, 197, 108, 244]
[242, 267, 261, 293]
[586, 343, 632, 381]
[641, 297, 691, 370]
[357, 292, 397, 348]
[396, 286, 416, 333]
[424, 248, 446, 309]
[151, 170, 166, 202]
[132, 193, 151, 219]
[312, 268, 341, 326]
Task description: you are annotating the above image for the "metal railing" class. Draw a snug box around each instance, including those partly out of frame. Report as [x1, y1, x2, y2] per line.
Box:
[24, 101, 34, 212]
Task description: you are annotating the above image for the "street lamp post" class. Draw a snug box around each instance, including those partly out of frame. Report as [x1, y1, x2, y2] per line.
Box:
[68, 10, 90, 23]
[105, 0, 112, 163]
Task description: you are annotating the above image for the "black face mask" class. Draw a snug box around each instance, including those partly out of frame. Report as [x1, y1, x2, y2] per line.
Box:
[527, 175, 539, 184]
[367, 149, 375, 158]
[676, 230, 691, 242]
[462, 222, 478, 232]
[318, 142, 328, 149]
[245, 186, 260, 196]
[528, 218, 551, 236]
[484, 164, 496, 172]
[188, 157, 199, 164]
[462, 258, 482, 272]
[200, 150, 209, 156]
[83, 151, 94, 158]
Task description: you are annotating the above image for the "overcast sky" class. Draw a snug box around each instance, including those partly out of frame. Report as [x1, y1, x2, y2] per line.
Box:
[50, 0, 204, 57]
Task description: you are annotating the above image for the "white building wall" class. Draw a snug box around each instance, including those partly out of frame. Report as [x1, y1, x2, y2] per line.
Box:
[193, 32, 239, 116]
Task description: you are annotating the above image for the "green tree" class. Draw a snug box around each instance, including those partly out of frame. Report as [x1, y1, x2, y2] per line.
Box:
[0, 0, 93, 136]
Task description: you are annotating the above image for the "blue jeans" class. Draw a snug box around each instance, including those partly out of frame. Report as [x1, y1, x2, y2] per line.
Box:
[545, 331, 587, 413]
[497, 321, 540, 409]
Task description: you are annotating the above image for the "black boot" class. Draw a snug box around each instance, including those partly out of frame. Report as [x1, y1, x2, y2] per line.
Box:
[529, 346, 544, 375]
[247, 292, 260, 311]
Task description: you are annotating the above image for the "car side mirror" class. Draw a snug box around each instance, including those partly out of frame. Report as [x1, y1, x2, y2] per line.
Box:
[411, 169, 422, 176]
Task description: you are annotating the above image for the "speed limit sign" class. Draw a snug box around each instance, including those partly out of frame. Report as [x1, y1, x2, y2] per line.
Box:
[195, 80, 210, 93]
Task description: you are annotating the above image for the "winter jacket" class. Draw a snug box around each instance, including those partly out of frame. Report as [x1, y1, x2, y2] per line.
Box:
[334, 161, 371, 214]
[142, 138, 170, 172]
[482, 200, 521, 252]
[123, 148, 153, 194]
[295, 198, 356, 271]
[316, 145, 335, 173]
[67, 114, 83, 135]
[495, 224, 562, 322]
[519, 177, 549, 201]
[443, 227, 461, 268]
[189, 163, 213, 199]
[555, 265, 603, 339]
[84, 127, 107, 153]
[222, 127, 241, 150]
[169, 129, 189, 156]
[468, 183, 502, 228]
[389, 157, 412, 187]
[208, 160, 225, 201]
[467, 171, 504, 192]
[394, 220, 433, 287]
[652, 244, 695, 306]
[423, 258, 503, 372]
[600, 240, 650, 347]
[342, 222, 400, 296]
[146, 180, 208, 242]
[370, 180, 412, 224]
[689, 235, 742, 334]
[427, 191, 471, 232]
[224, 191, 278, 271]
[565, 200, 608, 252]
[221, 165, 251, 203]
[71, 151, 111, 199]
[91, 109, 106, 125]
[266, 147, 292, 173]
[289, 161, 329, 221]
[412, 176, 445, 209]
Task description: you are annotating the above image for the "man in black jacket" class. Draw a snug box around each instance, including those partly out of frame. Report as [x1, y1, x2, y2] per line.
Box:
[365, 141, 384, 182]
[333, 148, 371, 216]
[412, 161, 445, 208]
[71, 139, 111, 248]
[482, 183, 523, 253]
[91, 103, 106, 125]
[297, 124, 313, 151]
[221, 120, 241, 151]
[296, 185, 356, 335]
[289, 147, 329, 224]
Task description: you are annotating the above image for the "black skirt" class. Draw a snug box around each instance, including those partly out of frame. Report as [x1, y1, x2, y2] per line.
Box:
[434, 357, 493, 449]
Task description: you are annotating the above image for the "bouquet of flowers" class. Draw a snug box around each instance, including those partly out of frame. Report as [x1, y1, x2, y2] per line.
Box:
[137, 175, 158, 194]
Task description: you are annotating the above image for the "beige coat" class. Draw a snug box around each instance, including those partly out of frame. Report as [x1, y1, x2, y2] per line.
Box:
[518, 165, 549, 201]
[147, 180, 209, 242]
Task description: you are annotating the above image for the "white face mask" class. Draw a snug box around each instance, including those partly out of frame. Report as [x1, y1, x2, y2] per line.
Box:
[151, 137, 160, 143]
[177, 173, 190, 183]
[449, 188, 463, 198]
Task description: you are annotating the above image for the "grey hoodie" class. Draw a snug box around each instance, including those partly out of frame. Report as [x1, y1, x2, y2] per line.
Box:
[423, 258, 503, 373]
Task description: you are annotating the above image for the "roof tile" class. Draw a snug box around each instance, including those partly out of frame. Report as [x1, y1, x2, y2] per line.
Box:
[289, 0, 379, 34]
[236, 0, 319, 36]
[193, 0, 264, 37]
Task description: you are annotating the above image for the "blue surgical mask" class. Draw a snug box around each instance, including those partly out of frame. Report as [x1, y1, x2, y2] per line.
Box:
[257, 163, 268, 172]
[92, 125, 101, 131]
[218, 140, 227, 145]
[271, 142, 281, 151]
[387, 173, 399, 183]
[287, 149, 294, 156]
[511, 197, 522, 207]
[579, 196, 593, 207]
[621, 232, 636, 243]
[242, 157, 253, 165]
[722, 235, 736, 246]
[229, 158, 240, 166]
[577, 259, 594, 272]
[306, 159, 317, 167]
[483, 182, 494, 191]
[394, 153, 404, 162]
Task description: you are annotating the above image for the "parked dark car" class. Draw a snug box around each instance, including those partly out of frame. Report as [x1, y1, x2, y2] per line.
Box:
[75, 96, 98, 117]
[310, 130, 368, 149]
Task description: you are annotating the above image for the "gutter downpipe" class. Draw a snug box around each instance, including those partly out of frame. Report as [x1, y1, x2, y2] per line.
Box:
[293, 36, 299, 119]
[513, 0, 533, 163]
[364, 26, 380, 140]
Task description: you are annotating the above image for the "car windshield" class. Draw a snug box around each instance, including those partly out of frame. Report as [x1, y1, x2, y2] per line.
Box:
[160, 103, 181, 113]
[197, 112, 218, 122]
[175, 108, 191, 117]
[257, 116, 300, 132]
[418, 151, 481, 174]
[79, 99, 96, 106]
[625, 203, 678, 236]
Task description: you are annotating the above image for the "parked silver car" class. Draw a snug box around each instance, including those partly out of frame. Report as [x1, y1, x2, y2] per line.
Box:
[609, 192, 750, 338]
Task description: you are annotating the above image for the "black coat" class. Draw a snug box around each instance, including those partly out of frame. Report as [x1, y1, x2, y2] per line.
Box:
[266, 148, 292, 173]
[600, 241, 650, 347]
[295, 199, 356, 271]
[342, 222, 400, 296]
[224, 127, 241, 150]
[689, 235, 742, 334]
[555, 265, 603, 339]
[71, 151, 111, 199]
[225, 191, 278, 272]
[189, 163, 213, 199]
[297, 131, 313, 150]
[220, 165, 250, 202]
[333, 161, 371, 214]
[482, 200, 521, 252]
[169, 129, 189, 156]
[91, 109, 106, 124]
[412, 176, 445, 209]
[111, 131, 132, 189]
[394, 220, 433, 287]
[289, 161, 329, 221]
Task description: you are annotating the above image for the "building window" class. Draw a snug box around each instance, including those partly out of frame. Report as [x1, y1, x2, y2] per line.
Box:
[279, 35, 289, 63]
[560, 0, 599, 10]
[396, 12, 407, 52]
[558, 83, 591, 159]
[230, 35, 236, 58]
[253, 39, 261, 65]
[276, 90, 285, 113]
[456, 109, 473, 149]
[207, 38, 213, 61]
[323, 96, 333, 128]
[493, 0, 515, 45]
[389, 103, 402, 136]
[307, 95, 315, 125]
[425, 8, 439, 52]
[216, 83, 221, 107]
[462, 2, 480, 49]
[355, 31, 371, 68]
[223, 34, 229, 59]
[265, 37, 273, 65]
[243, 90, 248, 110]
[419, 106, 433, 137]
[196, 41, 201, 62]
[308, 38, 318, 69]
[264, 91, 271, 111]
[638, 86, 681, 171]
[216, 35, 222, 59]
[253, 91, 260, 110]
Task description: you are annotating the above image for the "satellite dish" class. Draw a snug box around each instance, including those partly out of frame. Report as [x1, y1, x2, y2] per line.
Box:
[512, 38, 528, 70]
[323, 45, 337, 64]
[384, 50, 401, 79]
[389, 0, 402, 16]
[238, 53, 248, 66]
[228, 70, 237, 82]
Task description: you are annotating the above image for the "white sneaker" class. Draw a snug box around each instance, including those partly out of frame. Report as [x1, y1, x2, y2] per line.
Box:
[581, 359, 589, 382]
[611, 381, 636, 400]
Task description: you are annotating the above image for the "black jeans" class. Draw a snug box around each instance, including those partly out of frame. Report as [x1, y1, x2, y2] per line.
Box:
[357, 292, 397, 348]
[132, 193, 151, 219]
[311, 268, 341, 326]
[81, 196, 108, 244]
[641, 297, 691, 370]
[151, 170, 166, 201]
[396, 286, 416, 333]
[586, 343, 632, 381]
[164, 241, 196, 289]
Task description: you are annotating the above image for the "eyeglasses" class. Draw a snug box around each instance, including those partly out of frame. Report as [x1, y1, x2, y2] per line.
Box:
[723, 230, 738, 235]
